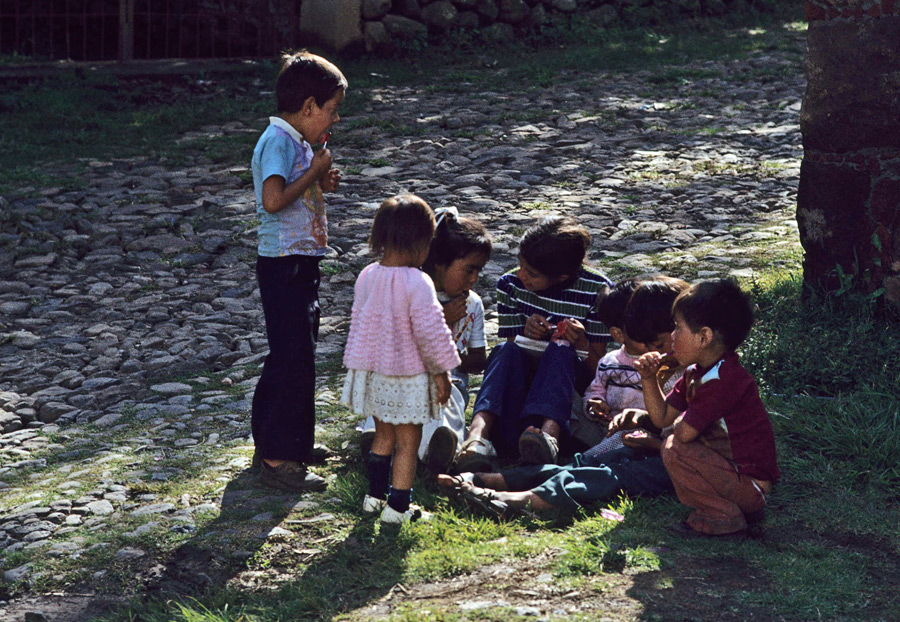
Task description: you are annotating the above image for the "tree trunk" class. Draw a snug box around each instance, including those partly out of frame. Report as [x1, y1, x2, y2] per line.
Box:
[797, 1, 900, 304]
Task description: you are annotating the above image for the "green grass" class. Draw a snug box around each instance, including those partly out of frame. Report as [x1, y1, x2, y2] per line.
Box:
[90, 268, 898, 622]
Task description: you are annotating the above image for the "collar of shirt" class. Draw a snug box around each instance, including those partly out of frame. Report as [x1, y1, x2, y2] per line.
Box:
[269, 116, 307, 147]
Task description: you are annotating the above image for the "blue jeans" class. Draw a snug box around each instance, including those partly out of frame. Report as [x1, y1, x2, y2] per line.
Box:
[472, 342, 581, 458]
[501, 447, 673, 513]
[251, 255, 320, 463]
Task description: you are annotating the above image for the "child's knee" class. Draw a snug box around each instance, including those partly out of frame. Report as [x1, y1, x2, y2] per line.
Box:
[660, 434, 679, 465]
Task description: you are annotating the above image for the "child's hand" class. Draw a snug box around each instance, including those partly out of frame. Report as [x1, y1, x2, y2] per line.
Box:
[622, 429, 663, 452]
[606, 411, 632, 435]
[442, 294, 467, 327]
[433, 372, 452, 405]
[309, 148, 333, 178]
[560, 318, 589, 350]
[524, 314, 553, 340]
[584, 398, 611, 423]
[633, 351, 663, 380]
[319, 168, 341, 192]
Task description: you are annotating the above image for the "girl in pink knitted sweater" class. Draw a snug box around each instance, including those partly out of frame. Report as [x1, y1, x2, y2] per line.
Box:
[341, 195, 460, 524]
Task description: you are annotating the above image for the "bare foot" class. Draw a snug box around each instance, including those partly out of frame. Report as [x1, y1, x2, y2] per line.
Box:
[436, 472, 508, 491]
[540, 418, 561, 439]
[461, 482, 554, 512]
[437, 473, 468, 488]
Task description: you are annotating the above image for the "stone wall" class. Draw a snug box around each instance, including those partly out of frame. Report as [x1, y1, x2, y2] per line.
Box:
[797, 0, 900, 304]
[360, 0, 772, 50]
[300, 0, 777, 53]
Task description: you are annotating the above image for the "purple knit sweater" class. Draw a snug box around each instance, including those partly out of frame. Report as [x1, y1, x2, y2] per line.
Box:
[343, 263, 461, 376]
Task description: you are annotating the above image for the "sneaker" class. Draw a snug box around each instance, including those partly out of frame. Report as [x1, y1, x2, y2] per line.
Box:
[362, 494, 386, 513]
[258, 461, 327, 492]
[359, 429, 375, 458]
[424, 427, 458, 475]
[380, 504, 432, 524]
[518, 430, 559, 465]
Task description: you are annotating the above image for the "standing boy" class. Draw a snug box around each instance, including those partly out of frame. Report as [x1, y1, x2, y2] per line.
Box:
[634, 279, 779, 537]
[250, 51, 346, 492]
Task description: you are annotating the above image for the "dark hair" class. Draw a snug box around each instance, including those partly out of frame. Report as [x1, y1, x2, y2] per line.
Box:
[624, 276, 690, 344]
[369, 194, 435, 257]
[276, 50, 348, 113]
[518, 216, 590, 282]
[673, 278, 754, 351]
[596, 277, 642, 330]
[421, 211, 492, 274]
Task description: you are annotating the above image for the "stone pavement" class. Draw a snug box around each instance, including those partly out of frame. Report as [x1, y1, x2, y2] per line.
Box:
[0, 38, 804, 600]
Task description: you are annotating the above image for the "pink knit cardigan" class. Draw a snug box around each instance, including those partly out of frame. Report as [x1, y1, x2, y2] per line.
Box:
[343, 263, 461, 376]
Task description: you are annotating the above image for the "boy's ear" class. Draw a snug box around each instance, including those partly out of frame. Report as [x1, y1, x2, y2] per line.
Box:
[609, 326, 626, 343]
[302, 96, 317, 115]
[698, 326, 715, 346]
[554, 273, 570, 285]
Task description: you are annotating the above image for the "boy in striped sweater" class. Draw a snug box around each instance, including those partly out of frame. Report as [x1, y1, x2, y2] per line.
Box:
[454, 216, 613, 470]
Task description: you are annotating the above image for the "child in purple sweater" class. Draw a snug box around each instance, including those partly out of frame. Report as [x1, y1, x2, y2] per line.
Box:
[341, 195, 460, 524]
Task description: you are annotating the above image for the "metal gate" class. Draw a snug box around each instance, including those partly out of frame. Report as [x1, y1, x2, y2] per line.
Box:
[0, 0, 300, 61]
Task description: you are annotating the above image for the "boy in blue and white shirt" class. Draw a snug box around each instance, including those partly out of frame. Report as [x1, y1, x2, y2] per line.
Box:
[250, 51, 346, 493]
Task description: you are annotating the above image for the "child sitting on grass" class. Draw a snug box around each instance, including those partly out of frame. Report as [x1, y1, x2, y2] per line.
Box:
[453, 215, 613, 470]
[574, 276, 688, 457]
[438, 276, 689, 518]
[634, 278, 779, 538]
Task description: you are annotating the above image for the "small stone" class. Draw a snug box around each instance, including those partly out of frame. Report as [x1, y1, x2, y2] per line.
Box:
[86, 500, 115, 516]
[150, 383, 193, 395]
[3, 563, 32, 582]
[115, 547, 146, 561]
[0, 301, 30, 316]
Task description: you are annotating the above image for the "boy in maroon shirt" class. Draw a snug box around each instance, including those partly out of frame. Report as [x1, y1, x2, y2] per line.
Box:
[634, 279, 779, 537]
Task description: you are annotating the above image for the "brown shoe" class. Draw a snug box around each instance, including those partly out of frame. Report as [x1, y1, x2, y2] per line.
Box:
[668, 521, 746, 540]
[308, 443, 333, 464]
[259, 461, 327, 492]
[252, 444, 332, 469]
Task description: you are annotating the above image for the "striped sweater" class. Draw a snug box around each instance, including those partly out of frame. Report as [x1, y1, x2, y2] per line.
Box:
[496, 265, 613, 343]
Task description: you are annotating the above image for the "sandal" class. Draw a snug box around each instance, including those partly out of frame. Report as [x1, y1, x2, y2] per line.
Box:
[518, 429, 559, 465]
[454, 437, 496, 474]
[459, 483, 545, 522]
[436, 473, 473, 502]
[459, 483, 511, 521]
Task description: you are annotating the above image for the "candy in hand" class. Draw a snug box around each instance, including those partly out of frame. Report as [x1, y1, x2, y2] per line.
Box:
[322, 132, 332, 149]
[658, 351, 679, 372]
[552, 318, 569, 340]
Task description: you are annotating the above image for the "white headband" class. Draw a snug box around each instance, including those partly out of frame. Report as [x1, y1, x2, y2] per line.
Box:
[434, 206, 459, 228]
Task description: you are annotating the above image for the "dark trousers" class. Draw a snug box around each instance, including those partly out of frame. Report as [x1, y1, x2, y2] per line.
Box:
[472, 342, 586, 458]
[251, 255, 320, 463]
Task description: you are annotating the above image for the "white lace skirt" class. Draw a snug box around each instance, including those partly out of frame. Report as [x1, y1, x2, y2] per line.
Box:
[341, 369, 440, 425]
